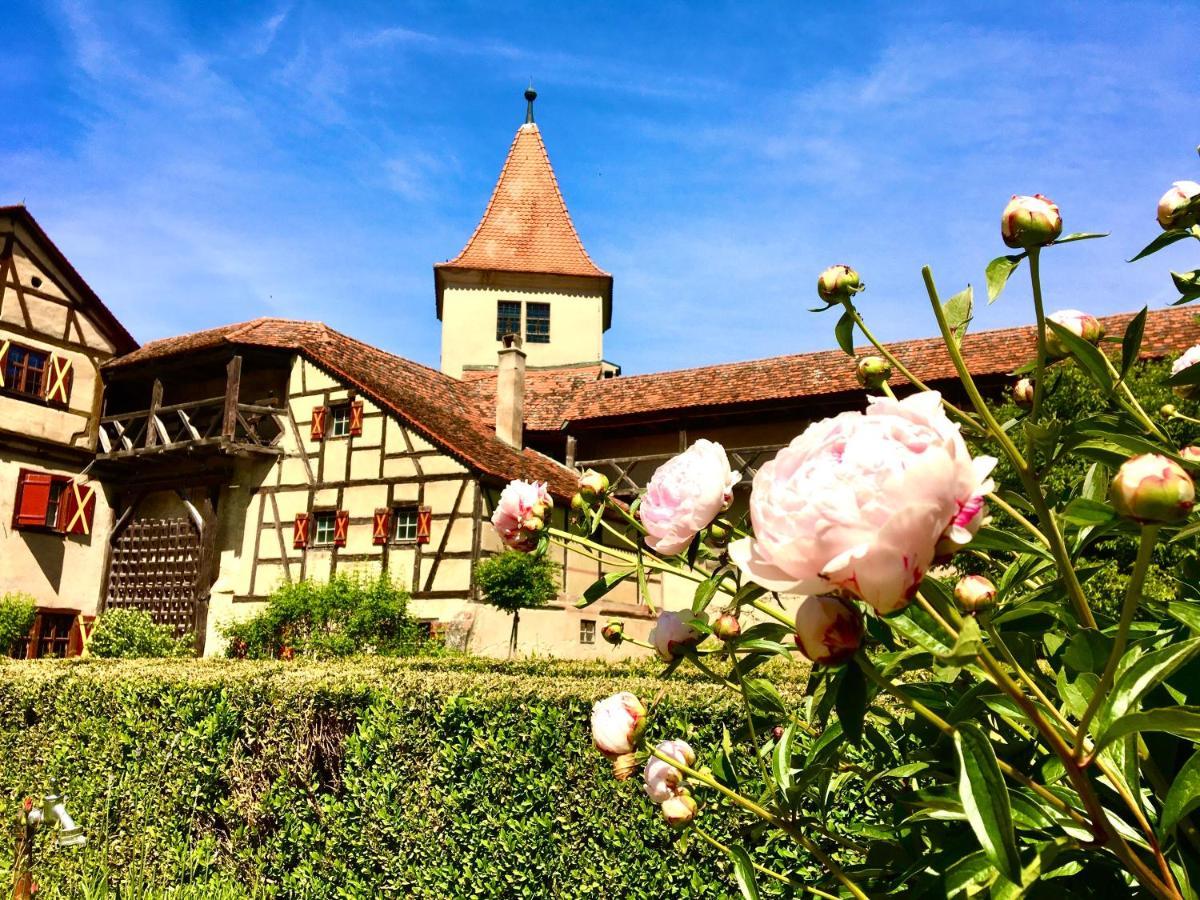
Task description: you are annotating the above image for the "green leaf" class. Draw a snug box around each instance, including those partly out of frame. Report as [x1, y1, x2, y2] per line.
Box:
[1060, 498, 1116, 526]
[1051, 231, 1109, 245]
[726, 844, 761, 900]
[1099, 638, 1200, 732]
[771, 723, 795, 793]
[969, 526, 1052, 559]
[1167, 359, 1200, 388]
[1045, 320, 1113, 393]
[939, 617, 984, 667]
[742, 678, 788, 717]
[991, 838, 1074, 900]
[955, 722, 1023, 884]
[835, 659, 869, 744]
[1160, 749, 1200, 838]
[575, 570, 634, 608]
[1129, 228, 1194, 262]
[692, 578, 719, 614]
[835, 308, 856, 357]
[1120, 306, 1148, 377]
[943, 285, 974, 346]
[1092, 706, 1200, 755]
[1167, 602, 1200, 633]
[986, 254, 1025, 303]
[1062, 629, 1113, 674]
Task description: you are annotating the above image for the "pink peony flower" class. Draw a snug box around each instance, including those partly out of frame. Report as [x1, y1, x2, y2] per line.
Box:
[730, 392, 996, 615]
[641, 440, 740, 556]
[644, 739, 696, 803]
[1045, 310, 1104, 358]
[1171, 344, 1200, 400]
[591, 691, 646, 759]
[793, 594, 864, 666]
[648, 610, 706, 661]
[491, 479, 552, 552]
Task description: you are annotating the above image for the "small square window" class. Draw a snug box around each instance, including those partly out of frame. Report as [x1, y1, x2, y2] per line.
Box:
[580, 619, 596, 645]
[392, 507, 419, 542]
[526, 302, 550, 343]
[329, 404, 351, 438]
[4, 344, 48, 398]
[497, 301, 522, 341]
[313, 511, 336, 546]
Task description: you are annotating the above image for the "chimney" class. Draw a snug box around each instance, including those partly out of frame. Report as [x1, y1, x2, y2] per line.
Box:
[495, 333, 526, 447]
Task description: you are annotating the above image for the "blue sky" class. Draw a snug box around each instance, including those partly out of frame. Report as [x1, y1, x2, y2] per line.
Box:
[2, 1, 1197, 374]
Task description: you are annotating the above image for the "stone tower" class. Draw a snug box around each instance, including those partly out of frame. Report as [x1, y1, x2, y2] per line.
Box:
[435, 89, 613, 379]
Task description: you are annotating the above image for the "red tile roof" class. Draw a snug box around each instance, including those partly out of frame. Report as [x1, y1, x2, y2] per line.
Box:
[463, 364, 608, 431]
[104, 318, 580, 498]
[527, 306, 1200, 428]
[0, 205, 138, 354]
[434, 123, 613, 327]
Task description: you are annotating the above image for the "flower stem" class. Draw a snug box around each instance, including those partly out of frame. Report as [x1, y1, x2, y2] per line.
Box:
[650, 748, 871, 900]
[923, 265, 1097, 630]
[1075, 525, 1160, 755]
[691, 826, 829, 895]
[1026, 247, 1050, 441]
[986, 491, 1050, 547]
[749, 597, 796, 630]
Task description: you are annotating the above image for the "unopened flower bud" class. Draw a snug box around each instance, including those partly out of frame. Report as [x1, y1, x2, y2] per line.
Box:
[772, 726, 784, 741]
[1045, 309, 1104, 358]
[1013, 378, 1035, 408]
[794, 594, 864, 666]
[591, 691, 646, 761]
[954, 575, 997, 614]
[712, 613, 741, 641]
[1161, 403, 1179, 418]
[817, 265, 863, 304]
[579, 470, 610, 501]
[644, 739, 696, 803]
[610, 752, 638, 781]
[855, 356, 892, 389]
[1001, 194, 1062, 248]
[705, 519, 731, 548]
[1171, 345, 1200, 400]
[571, 492, 587, 512]
[649, 610, 705, 661]
[1181, 446, 1200, 463]
[521, 512, 545, 533]
[601, 620, 624, 646]
[1157, 180, 1200, 230]
[1111, 454, 1196, 524]
[661, 791, 698, 828]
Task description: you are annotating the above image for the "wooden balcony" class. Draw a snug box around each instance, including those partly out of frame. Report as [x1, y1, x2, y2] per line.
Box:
[575, 443, 782, 495]
[95, 355, 287, 469]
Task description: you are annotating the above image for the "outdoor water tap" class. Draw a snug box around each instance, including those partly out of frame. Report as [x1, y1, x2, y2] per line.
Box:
[12, 783, 86, 900]
[38, 785, 86, 849]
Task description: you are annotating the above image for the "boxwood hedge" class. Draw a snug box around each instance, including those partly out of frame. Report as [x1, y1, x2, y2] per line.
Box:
[0, 656, 812, 898]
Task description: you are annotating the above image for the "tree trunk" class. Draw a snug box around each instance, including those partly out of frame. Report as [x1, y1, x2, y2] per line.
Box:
[509, 609, 519, 657]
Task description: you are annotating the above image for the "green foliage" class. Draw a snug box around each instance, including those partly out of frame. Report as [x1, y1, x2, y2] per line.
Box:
[89, 609, 193, 659]
[221, 572, 420, 659]
[0, 592, 36, 656]
[474, 550, 560, 614]
[0, 657, 793, 898]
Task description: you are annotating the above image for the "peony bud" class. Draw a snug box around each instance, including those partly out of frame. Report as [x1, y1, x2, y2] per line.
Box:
[1045, 309, 1104, 358]
[705, 519, 731, 548]
[1171, 345, 1200, 400]
[1001, 194, 1062, 249]
[601, 620, 624, 646]
[571, 492, 587, 512]
[712, 613, 741, 642]
[772, 726, 784, 741]
[1111, 454, 1196, 524]
[856, 356, 892, 390]
[954, 575, 997, 615]
[1013, 378, 1035, 408]
[1157, 180, 1200, 230]
[492, 480, 553, 552]
[817, 265, 863, 304]
[644, 739, 696, 803]
[1161, 403, 1178, 418]
[648, 610, 706, 661]
[579, 470, 610, 501]
[661, 791, 698, 828]
[610, 752, 638, 781]
[793, 594, 864, 666]
[591, 691, 646, 760]
[1181, 446, 1200, 464]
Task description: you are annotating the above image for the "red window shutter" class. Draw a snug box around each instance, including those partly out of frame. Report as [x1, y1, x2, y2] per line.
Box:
[44, 354, 73, 406]
[334, 510, 349, 547]
[417, 506, 432, 544]
[293, 513, 310, 548]
[311, 406, 328, 441]
[372, 508, 391, 545]
[350, 400, 364, 437]
[13, 470, 52, 529]
[61, 481, 97, 535]
[67, 615, 83, 657]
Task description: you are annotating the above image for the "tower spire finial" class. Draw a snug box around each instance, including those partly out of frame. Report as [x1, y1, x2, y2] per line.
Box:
[524, 80, 537, 125]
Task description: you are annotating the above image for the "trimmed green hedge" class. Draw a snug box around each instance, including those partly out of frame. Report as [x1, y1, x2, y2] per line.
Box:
[0, 657, 810, 898]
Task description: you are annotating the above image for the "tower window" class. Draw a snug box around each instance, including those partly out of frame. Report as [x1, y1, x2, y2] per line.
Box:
[496, 301, 522, 341]
[526, 303, 550, 343]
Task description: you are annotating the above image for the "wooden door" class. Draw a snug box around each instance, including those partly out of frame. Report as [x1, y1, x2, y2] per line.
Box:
[104, 517, 202, 638]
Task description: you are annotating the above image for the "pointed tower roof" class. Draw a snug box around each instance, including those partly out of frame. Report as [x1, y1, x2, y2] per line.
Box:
[435, 97, 612, 327]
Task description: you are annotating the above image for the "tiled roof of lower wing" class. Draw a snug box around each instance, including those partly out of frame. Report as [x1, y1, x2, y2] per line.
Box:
[103, 319, 580, 498]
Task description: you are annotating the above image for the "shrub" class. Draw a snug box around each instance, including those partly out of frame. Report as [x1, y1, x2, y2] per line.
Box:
[474, 550, 559, 652]
[88, 609, 193, 659]
[0, 592, 36, 657]
[0, 657, 805, 898]
[221, 572, 419, 659]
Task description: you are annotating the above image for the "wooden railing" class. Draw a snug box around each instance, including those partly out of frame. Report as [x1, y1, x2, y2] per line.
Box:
[98, 397, 286, 456]
[575, 443, 784, 495]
